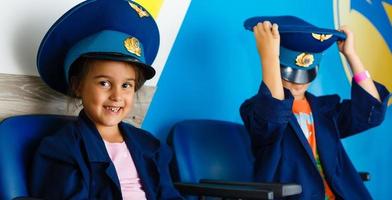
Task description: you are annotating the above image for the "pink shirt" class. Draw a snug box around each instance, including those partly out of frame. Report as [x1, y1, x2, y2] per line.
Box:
[104, 140, 147, 200]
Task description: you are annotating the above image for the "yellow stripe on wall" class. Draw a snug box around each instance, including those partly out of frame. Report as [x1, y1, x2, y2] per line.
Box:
[383, 2, 392, 24]
[134, 0, 164, 19]
[334, 0, 392, 105]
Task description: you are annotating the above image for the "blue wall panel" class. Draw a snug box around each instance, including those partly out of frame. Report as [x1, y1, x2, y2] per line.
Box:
[143, 0, 391, 198]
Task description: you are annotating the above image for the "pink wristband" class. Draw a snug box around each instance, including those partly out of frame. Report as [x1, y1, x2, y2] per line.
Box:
[353, 70, 370, 84]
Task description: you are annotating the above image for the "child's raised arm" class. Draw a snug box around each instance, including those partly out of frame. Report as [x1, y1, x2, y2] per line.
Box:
[253, 22, 284, 100]
[338, 26, 381, 102]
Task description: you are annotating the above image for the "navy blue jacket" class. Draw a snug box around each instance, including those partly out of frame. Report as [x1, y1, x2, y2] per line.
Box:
[30, 111, 183, 200]
[240, 80, 390, 200]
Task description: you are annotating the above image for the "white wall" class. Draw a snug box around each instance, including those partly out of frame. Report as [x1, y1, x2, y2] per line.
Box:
[0, 0, 190, 87]
[0, 0, 83, 76]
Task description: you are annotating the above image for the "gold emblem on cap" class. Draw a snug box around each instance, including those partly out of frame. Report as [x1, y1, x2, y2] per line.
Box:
[295, 53, 314, 67]
[129, 2, 149, 18]
[124, 37, 141, 57]
[312, 33, 332, 42]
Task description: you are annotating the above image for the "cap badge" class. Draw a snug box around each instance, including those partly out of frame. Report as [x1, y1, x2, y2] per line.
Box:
[295, 53, 314, 67]
[124, 37, 142, 57]
[129, 2, 149, 18]
[312, 33, 332, 42]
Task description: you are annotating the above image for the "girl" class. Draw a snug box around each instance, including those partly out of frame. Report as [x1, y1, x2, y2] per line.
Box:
[241, 16, 390, 199]
[30, 0, 183, 199]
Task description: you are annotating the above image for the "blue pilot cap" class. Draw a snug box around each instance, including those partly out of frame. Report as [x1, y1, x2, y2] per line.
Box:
[37, 0, 159, 95]
[244, 16, 346, 84]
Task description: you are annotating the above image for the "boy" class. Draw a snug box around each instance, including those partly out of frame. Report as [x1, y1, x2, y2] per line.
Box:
[240, 16, 390, 199]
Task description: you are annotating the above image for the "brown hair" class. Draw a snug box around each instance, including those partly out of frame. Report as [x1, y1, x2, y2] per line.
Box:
[67, 57, 146, 98]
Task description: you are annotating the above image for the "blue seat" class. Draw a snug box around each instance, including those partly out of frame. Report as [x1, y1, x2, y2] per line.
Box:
[168, 119, 302, 199]
[169, 119, 254, 183]
[0, 115, 75, 200]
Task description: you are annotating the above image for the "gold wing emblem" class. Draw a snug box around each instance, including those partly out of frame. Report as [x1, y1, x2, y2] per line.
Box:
[312, 33, 333, 42]
[129, 2, 149, 18]
[295, 53, 314, 67]
[124, 37, 142, 57]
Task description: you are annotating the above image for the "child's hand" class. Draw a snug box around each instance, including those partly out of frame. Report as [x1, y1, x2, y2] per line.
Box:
[337, 26, 381, 101]
[337, 26, 357, 57]
[253, 21, 284, 100]
[253, 21, 280, 62]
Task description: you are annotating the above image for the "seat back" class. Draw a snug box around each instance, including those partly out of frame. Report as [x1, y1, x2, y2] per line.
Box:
[168, 119, 254, 183]
[0, 115, 76, 199]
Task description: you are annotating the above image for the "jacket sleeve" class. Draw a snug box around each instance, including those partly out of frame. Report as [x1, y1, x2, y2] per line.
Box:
[240, 81, 294, 153]
[156, 143, 184, 200]
[335, 79, 391, 138]
[29, 135, 89, 200]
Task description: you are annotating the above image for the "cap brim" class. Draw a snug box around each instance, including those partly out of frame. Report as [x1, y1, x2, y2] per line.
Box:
[244, 16, 346, 40]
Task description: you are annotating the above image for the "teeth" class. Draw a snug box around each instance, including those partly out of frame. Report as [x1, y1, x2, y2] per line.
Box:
[105, 106, 120, 112]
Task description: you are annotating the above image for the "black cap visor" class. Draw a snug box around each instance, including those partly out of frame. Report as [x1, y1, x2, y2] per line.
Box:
[280, 65, 318, 84]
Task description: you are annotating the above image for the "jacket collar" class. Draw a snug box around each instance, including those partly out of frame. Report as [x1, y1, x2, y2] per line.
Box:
[77, 110, 109, 162]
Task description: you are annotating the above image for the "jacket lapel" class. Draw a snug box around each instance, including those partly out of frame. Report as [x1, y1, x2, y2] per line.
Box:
[120, 123, 160, 200]
[282, 88, 317, 167]
[288, 115, 317, 167]
[77, 111, 121, 192]
[307, 94, 338, 182]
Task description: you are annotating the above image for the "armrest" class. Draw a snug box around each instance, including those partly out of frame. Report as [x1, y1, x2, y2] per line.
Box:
[199, 179, 302, 198]
[174, 182, 274, 199]
[359, 172, 370, 181]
